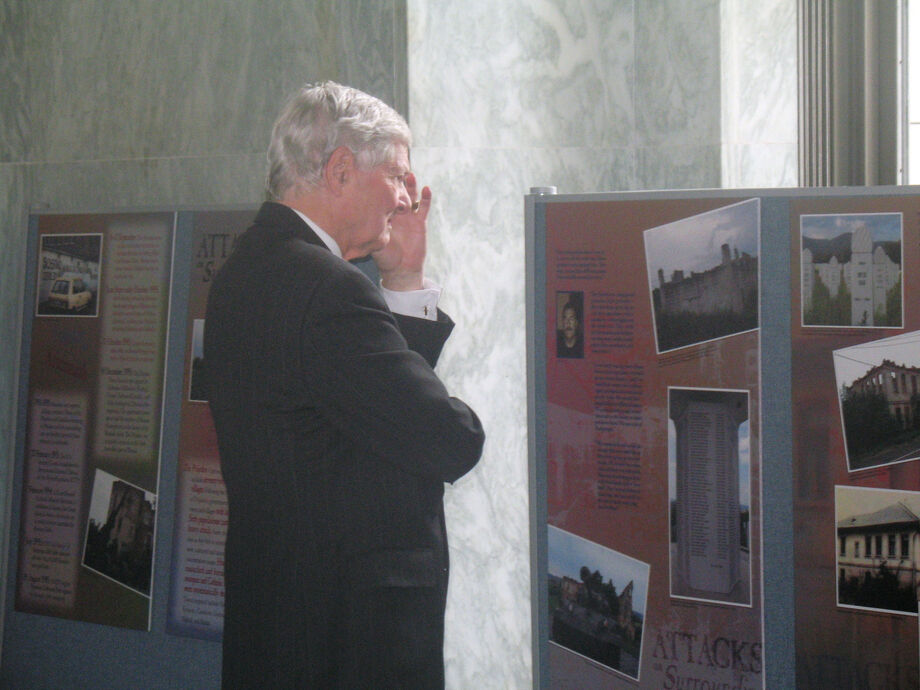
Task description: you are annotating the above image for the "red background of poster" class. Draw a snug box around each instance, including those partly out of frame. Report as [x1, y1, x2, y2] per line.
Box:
[544, 199, 763, 688]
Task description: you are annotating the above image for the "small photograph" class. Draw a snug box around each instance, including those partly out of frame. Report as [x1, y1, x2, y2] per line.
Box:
[836, 485, 920, 616]
[833, 330, 920, 471]
[188, 319, 207, 402]
[800, 212, 902, 328]
[644, 198, 759, 353]
[35, 233, 103, 317]
[669, 387, 751, 606]
[82, 469, 156, 597]
[547, 525, 649, 682]
[555, 291, 584, 359]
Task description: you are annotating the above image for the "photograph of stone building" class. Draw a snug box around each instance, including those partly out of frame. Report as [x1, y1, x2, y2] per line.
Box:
[836, 486, 920, 615]
[644, 198, 760, 353]
[83, 469, 156, 596]
[833, 330, 920, 471]
[547, 525, 649, 682]
[801, 212, 902, 328]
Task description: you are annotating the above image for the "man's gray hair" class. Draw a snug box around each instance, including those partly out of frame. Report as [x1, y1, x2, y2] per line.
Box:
[266, 81, 411, 200]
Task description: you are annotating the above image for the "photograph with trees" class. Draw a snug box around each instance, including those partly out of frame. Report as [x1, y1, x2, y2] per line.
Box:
[833, 331, 920, 471]
[547, 526, 648, 681]
[801, 212, 902, 328]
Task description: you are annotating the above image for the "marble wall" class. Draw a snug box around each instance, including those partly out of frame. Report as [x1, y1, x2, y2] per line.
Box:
[721, 0, 798, 187]
[0, 0, 796, 686]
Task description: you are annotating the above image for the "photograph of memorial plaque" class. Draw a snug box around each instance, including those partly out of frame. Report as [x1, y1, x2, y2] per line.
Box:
[188, 319, 207, 402]
[668, 387, 751, 606]
[833, 330, 920, 472]
[644, 198, 759, 353]
[547, 525, 649, 682]
[800, 212, 902, 328]
[35, 233, 102, 317]
[82, 469, 156, 597]
[836, 485, 920, 615]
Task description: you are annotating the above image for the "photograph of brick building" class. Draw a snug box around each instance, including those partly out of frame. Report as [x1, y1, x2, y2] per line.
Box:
[833, 331, 920, 471]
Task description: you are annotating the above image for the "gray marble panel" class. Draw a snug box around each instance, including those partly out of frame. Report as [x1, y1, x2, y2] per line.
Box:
[721, 0, 797, 187]
[635, 0, 721, 149]
[410, 146, 530, 689]
[11, 1, 405, 163]
[0, 163, 28, 630]
[721, 0, 796, 144]
[25, 155, 266, 212]
[723, 142, 798, 189]
[638, 143, 722, 190]
[0, 163, 28, 514]
[408, 0, 634, 150]
[0, 3, 29, 162]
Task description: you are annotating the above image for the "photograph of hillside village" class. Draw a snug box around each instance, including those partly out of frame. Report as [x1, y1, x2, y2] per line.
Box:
[644, 199, 760, 353]
[833, 330, 920, 471]
[547, 525, 648, 681]
[801, 212, 902, 328]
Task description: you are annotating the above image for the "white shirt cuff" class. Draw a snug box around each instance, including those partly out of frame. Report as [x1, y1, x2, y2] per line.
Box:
[379, 278, 441, 320]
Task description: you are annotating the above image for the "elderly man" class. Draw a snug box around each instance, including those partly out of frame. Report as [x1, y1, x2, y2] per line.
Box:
[204, 81, 484, 689]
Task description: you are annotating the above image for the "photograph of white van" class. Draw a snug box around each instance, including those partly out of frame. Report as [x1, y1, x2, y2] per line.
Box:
[47, 275, 93, 311]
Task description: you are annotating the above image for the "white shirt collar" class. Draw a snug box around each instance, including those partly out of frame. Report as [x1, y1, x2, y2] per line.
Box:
[289, 207, 342, 258]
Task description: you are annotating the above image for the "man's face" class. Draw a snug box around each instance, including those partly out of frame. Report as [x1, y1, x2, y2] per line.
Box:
[343, 144, 412, 259]
[562, 307, 578, 339]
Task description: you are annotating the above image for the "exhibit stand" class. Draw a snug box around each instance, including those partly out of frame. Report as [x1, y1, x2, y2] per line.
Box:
[527, 186, 920, 689]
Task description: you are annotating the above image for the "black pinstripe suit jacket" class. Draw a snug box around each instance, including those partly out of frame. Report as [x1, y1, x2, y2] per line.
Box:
[204, 201, 484, 688]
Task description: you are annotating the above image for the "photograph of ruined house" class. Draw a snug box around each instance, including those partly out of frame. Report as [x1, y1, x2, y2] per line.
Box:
[83, 469, 156, 596]
[644, 198, 759, 353]
[836, 486, 920, 615]
[800, 212, 902, 328]
[833, 330, 920, 471]
[547, 525, 649, 682]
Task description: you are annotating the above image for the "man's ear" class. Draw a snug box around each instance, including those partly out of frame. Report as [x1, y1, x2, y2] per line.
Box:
[324, 146, 354, 196]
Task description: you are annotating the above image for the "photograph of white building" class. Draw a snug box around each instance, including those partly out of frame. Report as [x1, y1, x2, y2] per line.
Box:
[836, 486, 920, 615]
[801, 213, 901, 328]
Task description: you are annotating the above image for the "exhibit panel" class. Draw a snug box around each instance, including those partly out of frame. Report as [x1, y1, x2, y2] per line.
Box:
[2, 207, 252, 685]
[165, 210, 251, 641]
[789, 196, 920, 688]
[529, 192, 764, 689]
[527, 186, 920, 689]
[16, 212, 175, 631]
